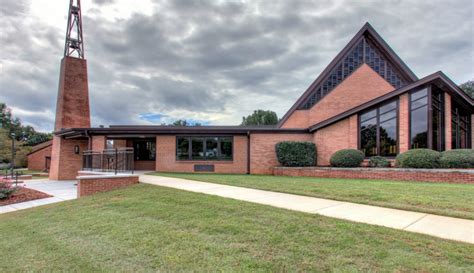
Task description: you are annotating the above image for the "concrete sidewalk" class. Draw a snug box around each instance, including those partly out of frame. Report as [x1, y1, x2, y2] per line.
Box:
[140, 175, 474, 244]
[0, 180, 77, 214]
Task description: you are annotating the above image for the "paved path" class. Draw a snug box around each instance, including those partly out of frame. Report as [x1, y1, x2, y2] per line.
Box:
[0, 180, 77, 214]
[140, 175, 474, 244]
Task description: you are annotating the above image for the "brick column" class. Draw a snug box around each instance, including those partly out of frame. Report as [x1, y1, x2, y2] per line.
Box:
[398, 94, 410, 153]
[349, 114, 358, 148]
[444, 93, 452, 150]
[91, 136, 106, 151]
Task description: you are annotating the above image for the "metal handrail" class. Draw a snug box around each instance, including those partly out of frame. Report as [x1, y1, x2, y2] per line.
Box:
[82, 148, 134, 174]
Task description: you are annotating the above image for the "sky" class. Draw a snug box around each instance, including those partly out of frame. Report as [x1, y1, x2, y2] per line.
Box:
[1, 0, 473, 132]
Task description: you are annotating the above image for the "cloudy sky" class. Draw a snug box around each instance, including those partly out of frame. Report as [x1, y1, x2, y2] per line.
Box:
[1, 0, 473, 132]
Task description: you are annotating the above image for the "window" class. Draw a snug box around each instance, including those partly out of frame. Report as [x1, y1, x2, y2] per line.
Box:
[133, 140, 156, 160]
[410, 88, 428, 149]
[452, 103, 471, 149]
[431, 87, 444, 151]
[176, 136, 233, 161]
[359, 100, 398, 157]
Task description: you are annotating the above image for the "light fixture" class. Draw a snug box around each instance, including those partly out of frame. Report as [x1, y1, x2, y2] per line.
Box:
[74, 145, 80, 154]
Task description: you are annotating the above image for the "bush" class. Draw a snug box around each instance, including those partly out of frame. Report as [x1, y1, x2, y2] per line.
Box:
[440, 149, 474, 169]
[275, 141, 316, 167]
[330, 149, 364, 168]
[0, 181, 17, 200]
[395, 149, 441, 168]
[368, 156, 391, 168]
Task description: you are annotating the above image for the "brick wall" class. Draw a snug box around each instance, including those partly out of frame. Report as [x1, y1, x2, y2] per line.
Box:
[27, 145, 52, 171]
[399, 93, 410, 153]
[281, 64, 395, 128]
[274, 167, 474, 184]
[49, 136, 88, 180]
[313, 115, 358, 166]
[156, 135, 249, 173]
[250, 133, 313, 174]
[91, 136, 106, 151]
[77, 175, 138, 197]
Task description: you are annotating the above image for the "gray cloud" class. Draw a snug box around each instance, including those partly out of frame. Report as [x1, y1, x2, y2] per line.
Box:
[1, 0, 472, 132]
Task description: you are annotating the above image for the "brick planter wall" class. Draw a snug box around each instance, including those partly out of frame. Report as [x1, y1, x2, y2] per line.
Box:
[274, 167, 474, 184]
[77, 174, 139, 197]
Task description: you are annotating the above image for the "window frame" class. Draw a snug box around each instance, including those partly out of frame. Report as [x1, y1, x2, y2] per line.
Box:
[358, 99, 399, 158]
[175, 136, 234, 161]
[451, 103, 472, 149]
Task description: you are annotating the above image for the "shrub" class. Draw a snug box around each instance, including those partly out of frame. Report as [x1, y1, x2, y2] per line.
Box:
[330, 149, 364, 168]
[395, 149, 441, 168]
[368, 156, 391, 168]
[439, 149, 474, 169]
[0, 181, 17, 200]
[275, 141, 316, 167]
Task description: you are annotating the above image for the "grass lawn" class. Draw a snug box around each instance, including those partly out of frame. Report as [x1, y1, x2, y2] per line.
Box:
[151, 172, 474, 220]
[0, 184, 472, 271]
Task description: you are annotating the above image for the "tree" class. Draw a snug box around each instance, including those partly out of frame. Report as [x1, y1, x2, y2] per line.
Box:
[459, 80, 474, 99]
[171, 119, 202, 126]
[241, 110, 278, 126]
[0, 102, 52, 145]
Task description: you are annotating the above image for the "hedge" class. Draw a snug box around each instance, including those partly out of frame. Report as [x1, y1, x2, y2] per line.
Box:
[329, 149, 364, 167]
[395, 149, 441, 168]
[440, 149, 474, 169]
[275, 141, 316, 167]
[368, 156, 391, 168]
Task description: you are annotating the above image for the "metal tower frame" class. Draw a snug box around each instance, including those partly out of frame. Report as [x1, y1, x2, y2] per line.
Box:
[64, 0, 84, 59]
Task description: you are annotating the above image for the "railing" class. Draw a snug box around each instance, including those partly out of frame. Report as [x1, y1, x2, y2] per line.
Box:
[82, 148, 134, 174]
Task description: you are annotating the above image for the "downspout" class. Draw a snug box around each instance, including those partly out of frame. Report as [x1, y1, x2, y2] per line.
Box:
[246, 131, 251, 174]
[85, 130, 92, 150]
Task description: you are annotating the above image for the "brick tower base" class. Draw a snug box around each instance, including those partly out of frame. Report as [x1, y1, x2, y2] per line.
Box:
[49, 136, 88, 180]
[49, 56, 91, 180]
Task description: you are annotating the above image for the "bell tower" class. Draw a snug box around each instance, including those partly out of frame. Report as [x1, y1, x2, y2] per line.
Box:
[50, 0, 90, 180]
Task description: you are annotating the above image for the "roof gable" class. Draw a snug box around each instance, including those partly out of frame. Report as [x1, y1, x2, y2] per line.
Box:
[278, 22, 418, 127]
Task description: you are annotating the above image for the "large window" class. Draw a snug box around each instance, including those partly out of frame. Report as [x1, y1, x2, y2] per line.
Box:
[410, 86, 446, 151]
[410, 88, 428, 149]
[133, 140, 156, 161]
[452, 103, 471, 149]
[177, 136, 233, 161]
[360, 100, 398, 157]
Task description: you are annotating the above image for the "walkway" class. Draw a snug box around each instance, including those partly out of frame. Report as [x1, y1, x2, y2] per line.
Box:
[140, 175, 474, 244]
[0, 180, 77, 214]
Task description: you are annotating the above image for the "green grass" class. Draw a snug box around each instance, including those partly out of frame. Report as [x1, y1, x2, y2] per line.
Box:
[151, 172, 474, 220]
[0, 184, 472, 271]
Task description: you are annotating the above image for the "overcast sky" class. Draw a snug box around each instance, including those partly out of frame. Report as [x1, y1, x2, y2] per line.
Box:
[1, 0, 473, 132]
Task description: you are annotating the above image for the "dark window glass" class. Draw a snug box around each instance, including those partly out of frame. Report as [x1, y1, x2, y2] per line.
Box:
[134, 140, 156, 160]
[411, 88, 428, 101]
[191, 138, 204, 160]
[359, 100, 398, 157]
[177, 136, 233, 161]
[451, 103, 471, 149]
[411, 96, 428, 109]
[177, 137, 189, 160]
[205, 138, 218, 160]
[431, 87, 444, 151]
[410, 105, 428, 148]
[380, 118, 397, 156]
[220, 137, 233, 160]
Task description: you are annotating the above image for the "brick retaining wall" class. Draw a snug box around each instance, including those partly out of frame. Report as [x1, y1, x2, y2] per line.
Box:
[77, 174, 139, 197]
[274, 167, 474, 184]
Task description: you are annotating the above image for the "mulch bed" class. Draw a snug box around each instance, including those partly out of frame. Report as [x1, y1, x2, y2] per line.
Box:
[0, 187, 52, 206]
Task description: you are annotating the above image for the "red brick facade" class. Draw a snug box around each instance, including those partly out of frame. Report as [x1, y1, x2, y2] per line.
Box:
[250, 133, 313, 174]
[281, 64, 395, 129]
[27, 143, 52, 171]
[444, 93, 452, 150]
[156, 135, 249, 173]
[49, 136, 88, 180]
[77, 175, 138, 197]
[313, 115, 358, 166]
[274, 167, 474, 184]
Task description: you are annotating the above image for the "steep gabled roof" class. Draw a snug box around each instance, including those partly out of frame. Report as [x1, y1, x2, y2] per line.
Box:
[308, 71, 474, 132]
[278, 22, 418, 127]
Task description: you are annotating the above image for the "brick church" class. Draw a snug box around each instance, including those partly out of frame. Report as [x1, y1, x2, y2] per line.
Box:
[27, 2, 473, 180]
